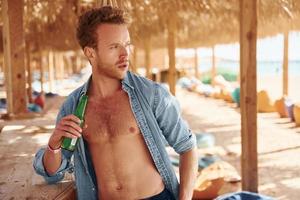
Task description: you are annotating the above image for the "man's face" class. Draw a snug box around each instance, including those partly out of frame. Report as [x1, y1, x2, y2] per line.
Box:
[91, 24, 131, 80]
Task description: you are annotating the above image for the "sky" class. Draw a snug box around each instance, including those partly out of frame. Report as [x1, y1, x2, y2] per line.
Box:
[177, 31, 300, 61]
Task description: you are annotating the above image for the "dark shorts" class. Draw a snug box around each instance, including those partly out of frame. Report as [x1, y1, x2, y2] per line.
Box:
[141, 188, 175, 200]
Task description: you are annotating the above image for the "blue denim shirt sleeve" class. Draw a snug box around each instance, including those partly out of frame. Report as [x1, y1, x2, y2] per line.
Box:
[154, 84, 196, 154]
[32, 103, 74, 184]
[33, 147, 74, 184]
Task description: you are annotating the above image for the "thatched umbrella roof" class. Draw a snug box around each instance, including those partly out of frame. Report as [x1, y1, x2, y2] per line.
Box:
[126, 0, 300, 48]
[0, 0, 300, 52]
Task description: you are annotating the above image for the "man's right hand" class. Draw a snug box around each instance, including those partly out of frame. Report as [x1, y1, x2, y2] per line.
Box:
[48, 114, 83, 149]
[44, 115, 83, 175]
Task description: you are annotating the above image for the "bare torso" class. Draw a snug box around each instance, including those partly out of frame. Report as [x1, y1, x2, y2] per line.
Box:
[83, 89, 164, 200]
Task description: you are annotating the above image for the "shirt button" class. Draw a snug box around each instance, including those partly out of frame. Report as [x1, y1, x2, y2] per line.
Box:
[92, 187, 95, 191]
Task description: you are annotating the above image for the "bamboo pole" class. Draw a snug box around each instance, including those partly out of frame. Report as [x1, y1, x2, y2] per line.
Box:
[211, 46, 216, 86]
[2, 0, 27, 114]
[240, 0, 258, 192]
[54, 52, 59, 80]
[194, 48, 199, 79]
[131, 46, 138, 73]
[48, 50, 55, 93]
[25, 40, 33, 103]
[39, 51, 44, 93]
[75, 52, 82, 74]
[60, 53, 65, 79]
[168, 17, 177, 95]
[144, 38, 152, 79]
[283, 31, 289, 96]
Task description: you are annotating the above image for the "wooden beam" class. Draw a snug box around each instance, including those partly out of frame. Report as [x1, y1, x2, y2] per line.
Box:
[2, 0, 27, 114]
[194, 48, 199, 79]
[116, 0, 124, 8]
[59, 53, 65, 80]
[54, 52, 59, 80]
[39, 51, 44, 92]
[168, 17, 176, 95]
[48, 50, 55, 93]
[144, 38, 151, 79]
[130, 46, 138, 73]
[97, 0, 118, 7]
[240, 0, 258, 192]
[211, 46, 216, 86]
[283, 31, 289, 96]
[25, 40, 32, 103]
[75, 52, 82, 74]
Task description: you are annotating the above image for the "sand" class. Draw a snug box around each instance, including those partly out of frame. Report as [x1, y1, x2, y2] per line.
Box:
[177, 87, 300, 200]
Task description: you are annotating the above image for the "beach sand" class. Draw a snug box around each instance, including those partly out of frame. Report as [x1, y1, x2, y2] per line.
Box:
[177, 87, 300, 200]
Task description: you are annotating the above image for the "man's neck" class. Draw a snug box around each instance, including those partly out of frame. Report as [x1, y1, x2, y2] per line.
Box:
[89, 74, 122, 99]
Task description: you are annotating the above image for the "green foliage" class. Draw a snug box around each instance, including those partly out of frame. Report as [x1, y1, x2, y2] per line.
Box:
[201, 67, 238, 84]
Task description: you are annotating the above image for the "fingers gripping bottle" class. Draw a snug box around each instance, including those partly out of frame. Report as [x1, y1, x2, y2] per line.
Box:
[61, 95, 88, 151]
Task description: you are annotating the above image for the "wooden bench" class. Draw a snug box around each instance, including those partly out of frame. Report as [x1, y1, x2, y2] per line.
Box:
[0, 120, 76, 199]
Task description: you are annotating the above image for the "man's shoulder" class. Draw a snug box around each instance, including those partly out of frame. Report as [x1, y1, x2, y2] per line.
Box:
[126, 71, 158, 90]
[60, 84, 86, 113]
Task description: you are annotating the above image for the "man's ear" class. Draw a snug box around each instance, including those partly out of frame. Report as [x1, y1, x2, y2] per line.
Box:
[83, 46, 96, 60]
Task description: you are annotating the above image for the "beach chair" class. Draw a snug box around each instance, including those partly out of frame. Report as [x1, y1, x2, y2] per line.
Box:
[274, 97, 288, 118]
[294, 103, 300, 126]
[284, 97, 295, 121]
[231, 87, 240, 106]
[257, 90, 275, 113]
[193, 161, 241, 200]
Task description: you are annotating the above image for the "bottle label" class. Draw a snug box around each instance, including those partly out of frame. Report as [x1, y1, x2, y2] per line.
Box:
[70, 138, 77, 146]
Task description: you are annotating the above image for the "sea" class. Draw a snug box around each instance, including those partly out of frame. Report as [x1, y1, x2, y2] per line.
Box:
[198, 58, 300, 76]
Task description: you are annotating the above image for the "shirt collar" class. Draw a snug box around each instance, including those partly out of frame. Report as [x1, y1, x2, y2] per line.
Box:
[80, 71, 134, 96]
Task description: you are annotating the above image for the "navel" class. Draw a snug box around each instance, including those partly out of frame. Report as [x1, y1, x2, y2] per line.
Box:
[115, 184, 123, 191]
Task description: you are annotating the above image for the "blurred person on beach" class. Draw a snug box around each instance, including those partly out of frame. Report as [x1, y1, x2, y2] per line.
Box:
[33, 6, 197, 200]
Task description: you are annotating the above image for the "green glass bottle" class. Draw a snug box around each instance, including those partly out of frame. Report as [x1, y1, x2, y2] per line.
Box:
[61, 95, 88, 151]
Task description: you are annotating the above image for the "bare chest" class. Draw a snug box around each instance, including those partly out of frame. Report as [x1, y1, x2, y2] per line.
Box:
[82, 91, 140, 143]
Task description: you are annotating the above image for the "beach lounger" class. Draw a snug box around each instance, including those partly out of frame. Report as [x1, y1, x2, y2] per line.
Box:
[294, 103, 300, 126]
[275, 97, 289, 118]
[257, 90, 275, 113]
[284, 97, 295, 121]
[193, 161, 241, 200]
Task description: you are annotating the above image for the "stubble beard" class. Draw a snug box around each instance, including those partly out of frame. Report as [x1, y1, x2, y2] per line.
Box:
[95, 60, 126, 80]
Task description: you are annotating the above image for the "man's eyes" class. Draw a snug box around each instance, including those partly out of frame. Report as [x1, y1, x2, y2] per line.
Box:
[109, 43, 132, 49]
[110, 45, 120, 49]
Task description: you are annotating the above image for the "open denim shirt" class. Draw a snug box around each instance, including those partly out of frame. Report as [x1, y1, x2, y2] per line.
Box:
[33, 71, 196, 200]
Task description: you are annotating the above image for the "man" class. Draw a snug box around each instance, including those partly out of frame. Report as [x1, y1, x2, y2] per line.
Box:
[33, 6, 198, 200]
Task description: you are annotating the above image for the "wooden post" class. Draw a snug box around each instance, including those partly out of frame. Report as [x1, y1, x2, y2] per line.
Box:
[167, 17, 177, 95]
[39, 51, 44, 92]
[144, 38, 151, 79]
[25, 40, 33, 103]
[48, 50, 55, 93]
[97, 0, 117, 7]
[64, 56, 72, 77]
[194, 48, 199, 79]
[130, 46, 138, 73]
[54, 52, 59, 80]
[2, 0, 27, 114]
[116, 0, 124, 8]
[211, 46, 216, 86]
[240, 0, 258, 192]
[55, 52, 63, 80]
[60, 53, 65, 79]
[283, 31, 289, 96]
